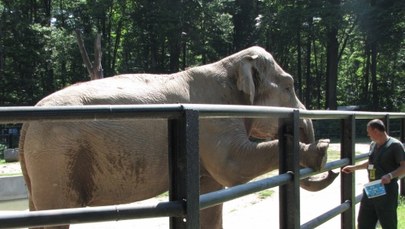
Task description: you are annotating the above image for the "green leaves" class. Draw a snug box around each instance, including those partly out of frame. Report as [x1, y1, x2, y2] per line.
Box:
[0, 0, 402, 111]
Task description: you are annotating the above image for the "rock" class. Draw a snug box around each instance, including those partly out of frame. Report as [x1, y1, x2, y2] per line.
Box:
[4, 149, 19, 162]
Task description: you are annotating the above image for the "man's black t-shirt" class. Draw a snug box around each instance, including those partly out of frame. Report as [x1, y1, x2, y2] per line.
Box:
[368, 137, 405, 181]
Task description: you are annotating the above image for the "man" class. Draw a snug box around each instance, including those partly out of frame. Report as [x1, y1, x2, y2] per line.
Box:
[342, 119, 405, 229]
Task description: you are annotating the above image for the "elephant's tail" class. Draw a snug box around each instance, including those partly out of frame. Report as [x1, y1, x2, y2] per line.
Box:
[18, 123, 33, 204]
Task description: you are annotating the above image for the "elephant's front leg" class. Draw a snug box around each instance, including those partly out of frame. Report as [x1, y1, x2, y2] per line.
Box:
[200, 170, 224, 229]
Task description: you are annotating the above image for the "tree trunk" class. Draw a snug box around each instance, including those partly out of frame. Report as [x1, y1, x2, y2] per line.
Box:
[167, 0, 182, 73]
[326, 34, 338, 110]
[75, 30, 103, 80]
[325, 0, 340, 110]
[233, 0, 257, 51]
[312, 34, 321, 109]
[363, 40, 370, 104]
[296, 26, 303, 102]
[370, 42, 378, 110]
[112, 19, 123, 74]
[305, 30, 312, 109]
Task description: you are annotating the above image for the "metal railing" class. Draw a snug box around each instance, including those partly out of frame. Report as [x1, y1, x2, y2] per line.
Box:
[0, 104, 404, 229]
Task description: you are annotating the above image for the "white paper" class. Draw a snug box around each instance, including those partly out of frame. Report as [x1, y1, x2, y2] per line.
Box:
[364, 179, 386, 198]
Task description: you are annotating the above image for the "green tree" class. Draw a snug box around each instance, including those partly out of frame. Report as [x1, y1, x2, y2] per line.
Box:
[232, 0, 259, 51]
[0, 0, 403, 110]
[354, 0, 404, 110]
[325, 0, 341, 110]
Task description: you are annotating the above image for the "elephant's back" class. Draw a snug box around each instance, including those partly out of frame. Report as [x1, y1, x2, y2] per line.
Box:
[35, 73, 189, 106]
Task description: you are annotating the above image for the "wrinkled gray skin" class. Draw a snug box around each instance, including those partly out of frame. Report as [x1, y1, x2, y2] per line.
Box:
[19, 46, 338, 229]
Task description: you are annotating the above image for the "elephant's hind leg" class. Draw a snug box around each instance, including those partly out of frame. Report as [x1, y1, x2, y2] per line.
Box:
[26, 152, 80, 229]
[27, 197, 70, 229]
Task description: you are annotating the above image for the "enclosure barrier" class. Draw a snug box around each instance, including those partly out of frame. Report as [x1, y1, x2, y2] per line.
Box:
[0, 104, 404, 229]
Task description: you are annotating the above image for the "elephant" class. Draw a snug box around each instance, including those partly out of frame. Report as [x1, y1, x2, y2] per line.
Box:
[18, 46, 338, 229]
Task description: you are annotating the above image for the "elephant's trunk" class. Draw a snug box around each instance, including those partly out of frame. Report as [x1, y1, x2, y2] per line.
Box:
[298, 117, 339, 191]
[300, 170, 339, 192]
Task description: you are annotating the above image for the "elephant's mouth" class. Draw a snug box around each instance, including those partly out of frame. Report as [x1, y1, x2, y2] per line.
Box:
[249, 128, 274, 141]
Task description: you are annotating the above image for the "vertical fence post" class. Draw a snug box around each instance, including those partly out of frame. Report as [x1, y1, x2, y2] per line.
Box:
[400, 118, 405, 196]
[385, 115, 405, 196]
[340, 115, 356, 229]
[383, 114, 390, 133]
[279, 110, 300, 229]
[168, 109, 200, 229]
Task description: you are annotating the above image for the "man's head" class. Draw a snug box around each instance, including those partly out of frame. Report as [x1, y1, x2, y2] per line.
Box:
[366, 119, 387, 143]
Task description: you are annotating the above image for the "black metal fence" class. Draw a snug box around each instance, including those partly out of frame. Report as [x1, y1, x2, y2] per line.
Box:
[0, 104, 404, 229]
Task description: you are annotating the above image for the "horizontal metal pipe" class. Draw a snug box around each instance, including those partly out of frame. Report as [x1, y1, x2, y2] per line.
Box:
[200, 155, 357, 211]
[0, 104, 185, 124]
[300, 201, 351, 229]
[199, 173, 291, 210]
[299, 158, 349, 180]
[299, 153, 368, 180]
[0, 104, 296, 123]
[299, 109, 405, 120]
[355, 153, 368, 162]
[300, 191, 364, 229]
[0, 105, 294, 124]
[356, 193, 363, 204]
[0, 104, 404, 124]
[184, 104, 294, 118]
[0, 201, 184, 229]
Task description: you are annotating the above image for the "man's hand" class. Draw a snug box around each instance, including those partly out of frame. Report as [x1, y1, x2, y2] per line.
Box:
[342, 165, 356, 174]
[381, 174, 392, 184]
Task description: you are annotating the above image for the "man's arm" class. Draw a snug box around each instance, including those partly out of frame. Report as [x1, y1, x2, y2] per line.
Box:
[381, 161, 405, 184]
[342, 160, 369, 174]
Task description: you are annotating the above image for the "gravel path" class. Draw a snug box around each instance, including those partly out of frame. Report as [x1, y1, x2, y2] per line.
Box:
[0, 161, 21, 175]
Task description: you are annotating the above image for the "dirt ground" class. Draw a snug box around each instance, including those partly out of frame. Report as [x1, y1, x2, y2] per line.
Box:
[0, 143, 371, 228]
[0, 161, 21, 176]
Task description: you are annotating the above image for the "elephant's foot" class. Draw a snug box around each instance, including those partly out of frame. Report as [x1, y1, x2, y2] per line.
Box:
[300, 139, 330, 171]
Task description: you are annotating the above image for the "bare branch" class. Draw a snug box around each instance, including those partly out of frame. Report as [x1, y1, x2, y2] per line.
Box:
[75, 29, 93, 77]
[92, 33, 103, 80]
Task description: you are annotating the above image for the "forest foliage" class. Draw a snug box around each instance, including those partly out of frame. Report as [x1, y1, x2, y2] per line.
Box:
[0, 0, 403, 111]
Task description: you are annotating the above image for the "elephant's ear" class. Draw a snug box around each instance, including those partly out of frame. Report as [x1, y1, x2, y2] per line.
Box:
[237, 55, 259, 104]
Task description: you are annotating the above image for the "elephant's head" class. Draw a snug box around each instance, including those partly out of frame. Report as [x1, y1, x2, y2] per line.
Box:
[235, 46, 337, 191]
[235, 47, 312, 141]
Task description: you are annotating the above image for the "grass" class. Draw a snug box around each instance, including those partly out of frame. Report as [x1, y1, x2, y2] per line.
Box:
[326, 143, 369, 162]
[0, 173, 21, 177]
[327, 148, 340, 162]
[399, 196, 405, 228]
[256, 189, 275, 200]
